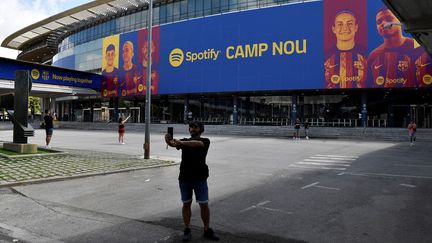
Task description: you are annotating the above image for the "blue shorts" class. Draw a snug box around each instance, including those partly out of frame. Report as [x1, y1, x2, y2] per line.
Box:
[45, 128, 53, 136]
[179, 180, 209, 204]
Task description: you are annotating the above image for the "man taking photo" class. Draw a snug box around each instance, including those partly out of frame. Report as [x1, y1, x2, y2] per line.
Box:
[165, 121, 219, 242]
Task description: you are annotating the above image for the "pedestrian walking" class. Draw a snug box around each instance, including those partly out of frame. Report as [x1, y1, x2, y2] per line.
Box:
[165, 121, 219, 242]
[408, 120, 417, 146]
[294, 118, 301, 139]
[118, 115, 130, 144]
[304, 119, 311, 140]
[43, 110, 54, 148]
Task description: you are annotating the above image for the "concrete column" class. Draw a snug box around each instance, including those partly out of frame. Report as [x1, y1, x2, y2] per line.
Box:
[291, 94, 297, 125]
[361, 93, 367, 127]
[388, 104, 394, 127]
[114, 97, 119, 122]
[50, 98, 56, 114]
[90, 99, 94, 122]
[184, 97, 189, 124]
[232, 96, 238, 125]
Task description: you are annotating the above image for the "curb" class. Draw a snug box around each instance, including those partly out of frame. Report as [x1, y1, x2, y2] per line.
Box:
[0, 161, 179, 188]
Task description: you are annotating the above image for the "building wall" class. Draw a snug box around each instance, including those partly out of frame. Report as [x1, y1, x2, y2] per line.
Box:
[53, 0, 316, 72]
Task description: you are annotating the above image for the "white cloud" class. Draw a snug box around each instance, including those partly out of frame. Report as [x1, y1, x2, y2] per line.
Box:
[0, 0, 86, 59]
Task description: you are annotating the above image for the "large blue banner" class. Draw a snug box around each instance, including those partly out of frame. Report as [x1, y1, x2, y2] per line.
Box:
[158, 2, 324, 94]
[101, 0, 432, 97]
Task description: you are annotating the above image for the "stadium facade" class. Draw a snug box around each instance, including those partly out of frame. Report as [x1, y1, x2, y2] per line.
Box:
[2, 0, 432, 128]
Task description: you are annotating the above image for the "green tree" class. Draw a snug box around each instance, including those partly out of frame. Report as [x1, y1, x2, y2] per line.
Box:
[28, 96, 41, 114]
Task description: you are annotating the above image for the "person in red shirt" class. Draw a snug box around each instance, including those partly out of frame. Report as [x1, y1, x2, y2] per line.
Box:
[368, 8, 423, 88]
[325, 10, 367, 89]
[407, 120, 417, 146]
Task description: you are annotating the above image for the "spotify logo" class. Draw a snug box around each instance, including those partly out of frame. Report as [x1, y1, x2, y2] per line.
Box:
[169, 48, 184, 67]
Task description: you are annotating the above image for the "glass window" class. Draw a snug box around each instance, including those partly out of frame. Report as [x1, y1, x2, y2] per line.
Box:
[166, 1, 173, 23]
[153, 6, 160, 25]
[173, 1, 180, 21]
[196, 0, 204, 17]
[141, 10, 148, 28]
[180, 0, 188, 20]
[130, 13, 136, 30]
[221, 0, 229, 12]
[211, 0, 221, 14]
[229, 0, 238, 11]
[188, 0, 196, 18]
[124, 14, 131, 31]
[159, 4, 167, 24]
[135, 12, 142, 28]
[204, 0, 211, 15]
[119, 16, 125, 32]
[238, 0, 247, 10]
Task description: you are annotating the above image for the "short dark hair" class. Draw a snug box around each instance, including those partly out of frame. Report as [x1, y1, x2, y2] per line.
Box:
[335, 10, 356, 20]
[189, 121, 204, 133]
[377, 6, 390, 15]
[106, 44, 115, 52]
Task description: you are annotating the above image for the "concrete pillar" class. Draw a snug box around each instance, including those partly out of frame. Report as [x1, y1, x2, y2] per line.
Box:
[50, 98, 56, 114]
[388, 104, 394, 127]
[291, 94, 297, 125]
[184, 97, 189, 124]
[232, 96, 238, 125]
[90, 99, 94, 122]
[361, 93, 367, 127]
[114, 97, 119, 122]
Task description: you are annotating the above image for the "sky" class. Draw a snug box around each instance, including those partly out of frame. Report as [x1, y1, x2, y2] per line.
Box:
[0, 0, 91, 59]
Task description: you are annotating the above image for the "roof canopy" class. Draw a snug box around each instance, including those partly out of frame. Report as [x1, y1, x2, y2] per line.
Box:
[1, 0, 153, 50]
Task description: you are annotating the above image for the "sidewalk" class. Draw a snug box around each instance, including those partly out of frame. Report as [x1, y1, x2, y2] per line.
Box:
[0, 147, 177, 187]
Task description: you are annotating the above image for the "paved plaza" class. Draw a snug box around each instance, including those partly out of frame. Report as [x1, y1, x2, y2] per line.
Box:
[0, 128, 431, 242]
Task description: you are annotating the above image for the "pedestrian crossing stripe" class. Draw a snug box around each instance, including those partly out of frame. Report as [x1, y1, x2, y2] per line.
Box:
[289, 154, 358, 171]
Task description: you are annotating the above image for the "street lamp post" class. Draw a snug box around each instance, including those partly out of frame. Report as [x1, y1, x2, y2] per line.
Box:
[144, 0, 153, 159]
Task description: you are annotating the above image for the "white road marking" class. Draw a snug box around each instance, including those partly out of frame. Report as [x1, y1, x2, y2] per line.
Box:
[400, 184, 417, 188]
[314, 185, 341, 191]
[343, 172, 432, 180]
[297, 162, 350, 167]
[256, 201, 271, 207]
[239, 201, 291, 215]
[310, 157, 356, 161]
[239, 200, 270, 213]
[315, 154, 359, 158]
[289, 165, 347, 171]
[239, 205, 257, 213]
[301, 182, 319, 189]
[304, 159, 351, 164]
[260, 206, 292, 215]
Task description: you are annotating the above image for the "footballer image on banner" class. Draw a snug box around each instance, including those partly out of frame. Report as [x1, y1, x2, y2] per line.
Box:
[101, 35, 119, 97]
[323, 0, 367, 89]
[138, 26, 160, 95]
[118, 31, 139, 97]
[367, 2, 423, 88]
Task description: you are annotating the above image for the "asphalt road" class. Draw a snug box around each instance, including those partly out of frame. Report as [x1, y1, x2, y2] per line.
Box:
[0, 129, 431, 242]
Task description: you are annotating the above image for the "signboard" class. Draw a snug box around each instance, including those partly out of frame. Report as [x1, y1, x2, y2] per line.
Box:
[0, 57, 101, 89]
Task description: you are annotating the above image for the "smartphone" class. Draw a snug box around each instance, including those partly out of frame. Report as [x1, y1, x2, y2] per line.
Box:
[167, 127, 174, 138]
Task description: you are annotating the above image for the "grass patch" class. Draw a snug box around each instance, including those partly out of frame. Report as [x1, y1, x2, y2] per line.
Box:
[0, 147, 52, 156]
